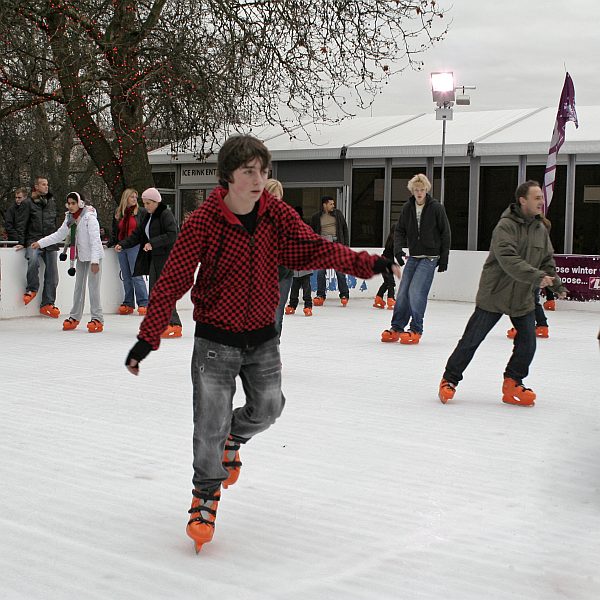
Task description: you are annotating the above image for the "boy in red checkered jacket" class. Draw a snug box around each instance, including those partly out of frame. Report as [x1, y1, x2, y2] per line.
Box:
[125, 135, 400, 553]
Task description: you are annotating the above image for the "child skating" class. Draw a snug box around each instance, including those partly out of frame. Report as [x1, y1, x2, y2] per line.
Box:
[124, 135, 399, 553]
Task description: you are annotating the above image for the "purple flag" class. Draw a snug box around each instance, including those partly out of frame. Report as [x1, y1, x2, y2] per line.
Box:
[543, 73, 578, 212]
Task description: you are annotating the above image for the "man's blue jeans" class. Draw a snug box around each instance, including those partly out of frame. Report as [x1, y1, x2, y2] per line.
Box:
[190, 337, 285, 491]
[390, 257, 438, 335]
[25, 247, 58, 306]
[117, 245, 148, 307]
[316, 269, 349, 299]
[443, 307, 536, 385]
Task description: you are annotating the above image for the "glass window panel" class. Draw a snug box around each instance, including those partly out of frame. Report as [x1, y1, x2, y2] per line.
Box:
[478, 166, 519, 250]
[351, 168, 385, 247]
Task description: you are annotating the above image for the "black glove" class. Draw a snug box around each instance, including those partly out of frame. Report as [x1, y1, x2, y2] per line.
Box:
[437, 262, 447, 273]
[125, 339, 153, 370]
[395, 253, 405, 267]
[373, 257, 395, 275]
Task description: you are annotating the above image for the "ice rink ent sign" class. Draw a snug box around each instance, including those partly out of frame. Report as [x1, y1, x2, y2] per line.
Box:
[181, 166, 218, 185]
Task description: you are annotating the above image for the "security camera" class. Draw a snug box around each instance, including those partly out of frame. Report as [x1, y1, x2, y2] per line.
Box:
[455, 94, 471, 106]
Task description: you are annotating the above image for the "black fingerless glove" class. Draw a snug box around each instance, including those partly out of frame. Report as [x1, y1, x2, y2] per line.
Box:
[373, 257, 394, 275]
[437, 262, 448, 273]
[125, 339, 153, 366]
[395, 253, 405, 267]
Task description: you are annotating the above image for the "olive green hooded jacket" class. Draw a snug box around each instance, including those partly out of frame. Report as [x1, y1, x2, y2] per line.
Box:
[475, 204, 566, 317]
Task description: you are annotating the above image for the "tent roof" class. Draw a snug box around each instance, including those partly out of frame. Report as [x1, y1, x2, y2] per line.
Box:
[148, 106, 599, 163]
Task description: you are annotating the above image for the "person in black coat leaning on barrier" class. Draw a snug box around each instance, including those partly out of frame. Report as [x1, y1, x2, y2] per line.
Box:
[115, 187, 181, 338]
[4, 187, 28, 242]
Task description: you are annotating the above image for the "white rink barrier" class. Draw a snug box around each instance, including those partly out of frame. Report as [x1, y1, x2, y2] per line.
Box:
[0, 247, 597, 319]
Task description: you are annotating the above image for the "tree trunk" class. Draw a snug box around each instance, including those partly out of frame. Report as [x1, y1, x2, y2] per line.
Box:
[47, 11, 125, 202]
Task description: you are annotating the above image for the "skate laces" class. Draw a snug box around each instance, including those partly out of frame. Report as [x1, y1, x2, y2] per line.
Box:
[515, 383, 532, 393]
[223, 438, 242, 470]
[188, 489, 220, 526]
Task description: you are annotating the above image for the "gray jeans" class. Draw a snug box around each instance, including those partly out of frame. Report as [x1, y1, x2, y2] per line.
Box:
[70, 260, 103, 323]
[190, 336, 285, 491]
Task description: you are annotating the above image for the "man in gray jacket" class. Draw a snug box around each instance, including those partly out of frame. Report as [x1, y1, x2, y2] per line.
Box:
[439, 180, 566, 407]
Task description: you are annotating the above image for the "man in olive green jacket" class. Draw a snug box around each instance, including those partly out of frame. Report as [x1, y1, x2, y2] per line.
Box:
[438, 180, 567, 407]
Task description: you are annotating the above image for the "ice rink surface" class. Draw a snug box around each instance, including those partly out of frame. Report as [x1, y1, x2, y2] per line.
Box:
[1, 299, 599, 600]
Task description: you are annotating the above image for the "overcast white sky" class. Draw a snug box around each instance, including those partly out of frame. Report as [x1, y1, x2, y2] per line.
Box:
[363, 0, 600, 116]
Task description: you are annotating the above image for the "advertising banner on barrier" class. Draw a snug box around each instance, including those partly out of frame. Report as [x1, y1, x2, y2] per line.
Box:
[554, 255, 600, 302]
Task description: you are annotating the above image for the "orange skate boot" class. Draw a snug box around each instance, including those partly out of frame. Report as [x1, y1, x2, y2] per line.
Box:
[162, 324, 182, 338]
[303, 307, 313, 317]
[222, 435, 242, 489]
[87, 319, 104, 333]
[340, 297, 348, 306]
[373, 296, 385, 309]
[386, 298, 395, 309]
[543, 299, 555, 311]
[40, 304, 60, 318]
[285, 306, 296, 315]
[137, 306, 147, 315]
[438, 379, 456, 404]
[118, 304, 134, 315]
[313, 296, 325, 306]
[502, 378, 536, 406]
[381, 329, 401, 343]
[399, 331, 422, 345]
[535, 326, 549, 338]
[506, 328, 517, 339]
[23, 291, 37, 305]
[186, 488, 221, 553]
[62, 317, 79, 331]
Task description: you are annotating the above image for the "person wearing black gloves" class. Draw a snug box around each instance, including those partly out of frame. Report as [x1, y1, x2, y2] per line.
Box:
[381, 173, 450, 345]
[124, 134, 399, 554]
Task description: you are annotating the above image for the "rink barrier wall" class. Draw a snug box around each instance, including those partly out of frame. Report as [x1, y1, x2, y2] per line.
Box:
[0, 247, 598, 319]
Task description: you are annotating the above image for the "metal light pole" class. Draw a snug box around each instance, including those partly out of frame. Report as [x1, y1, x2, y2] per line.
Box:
[440, 117, 447, 204]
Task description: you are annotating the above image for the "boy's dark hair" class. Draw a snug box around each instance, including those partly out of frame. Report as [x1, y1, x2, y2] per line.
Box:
[321, 195, 334, 205]
[515, 180, 540, 203]
[217, 135, 271, 188]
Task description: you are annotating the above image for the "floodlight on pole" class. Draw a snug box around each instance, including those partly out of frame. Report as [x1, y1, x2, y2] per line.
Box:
[431, 72, 455, 104]
[430, 72, 475, 205]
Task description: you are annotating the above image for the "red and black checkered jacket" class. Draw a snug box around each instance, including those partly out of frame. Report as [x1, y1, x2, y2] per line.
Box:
[138, 186, 381, 349]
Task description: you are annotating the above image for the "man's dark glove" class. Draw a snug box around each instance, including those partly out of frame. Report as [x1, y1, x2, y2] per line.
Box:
[395, 253, 405, 267]
[125, 339, 153, 368]
[373, 257, 395, 275]
[437, 262, 448, 273]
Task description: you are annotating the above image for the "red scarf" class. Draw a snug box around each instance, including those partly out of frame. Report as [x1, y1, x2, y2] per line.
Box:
[118, 206, 137, 240]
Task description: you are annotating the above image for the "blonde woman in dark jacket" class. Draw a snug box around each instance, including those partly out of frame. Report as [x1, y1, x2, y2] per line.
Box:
[112, 188, 149, 315]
